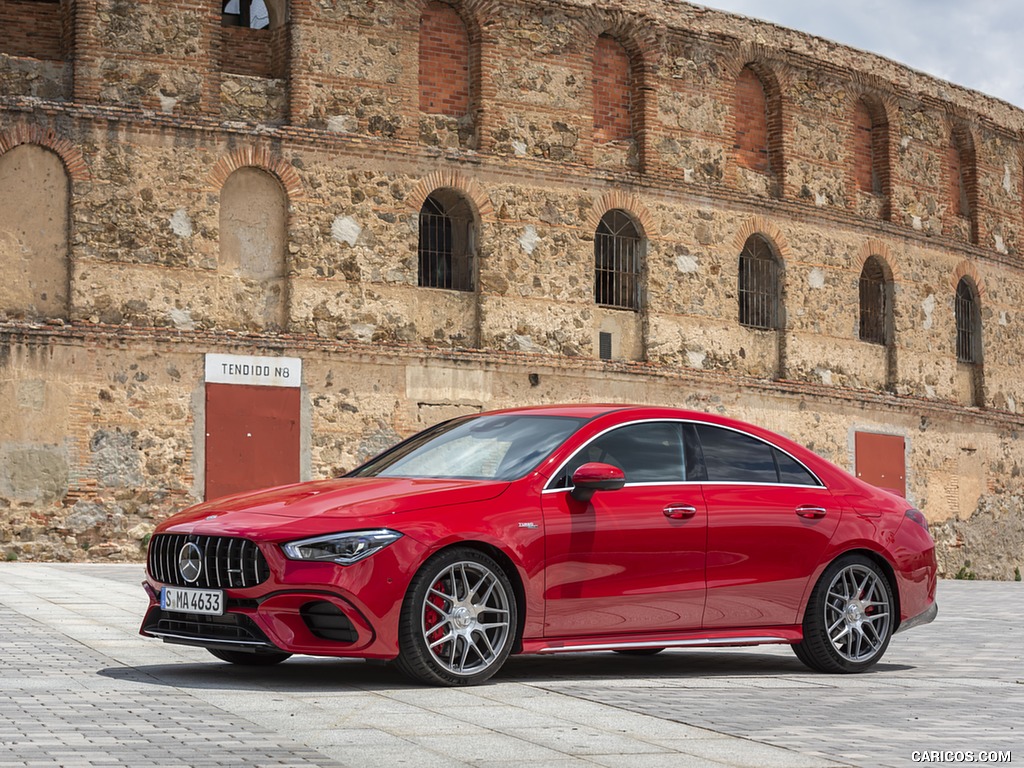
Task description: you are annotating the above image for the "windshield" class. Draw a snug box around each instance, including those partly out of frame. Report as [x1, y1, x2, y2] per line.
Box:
[350, 415, 586, 481]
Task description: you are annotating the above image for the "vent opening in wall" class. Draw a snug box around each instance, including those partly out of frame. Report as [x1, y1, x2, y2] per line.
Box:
[599, 332, 613, 360]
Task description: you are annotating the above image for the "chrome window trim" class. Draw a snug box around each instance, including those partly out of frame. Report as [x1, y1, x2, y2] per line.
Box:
[544, 418, 825, 491]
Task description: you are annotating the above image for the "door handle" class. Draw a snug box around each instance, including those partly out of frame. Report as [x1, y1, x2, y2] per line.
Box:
[663, 505, 697, 520]
[796, 505, 827, 519]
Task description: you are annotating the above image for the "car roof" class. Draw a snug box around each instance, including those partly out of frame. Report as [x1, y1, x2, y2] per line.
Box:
[477, 404, 743, 426]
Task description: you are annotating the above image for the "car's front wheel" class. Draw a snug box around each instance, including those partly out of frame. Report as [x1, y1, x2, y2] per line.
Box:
[207, 648, 292, 666]
[396, 547, 517, 686]
[793, 554, 894, 673]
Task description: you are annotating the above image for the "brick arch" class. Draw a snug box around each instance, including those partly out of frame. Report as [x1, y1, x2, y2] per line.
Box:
[723, 51, 788, 194]
[408, 170, 494, 221]
[731, 216, 790, 262]
[208, 147, 303, 201]
[408, 0, 489, 43]
[945, 118, 980, 243]
[0, 124, 89, 182]
[720, 42, 793, 89]
[579, 8, 660, 72]
[584, 191, 657, 239]
[856, 239, 903, 284]
[951, 259, 986, 298]
[848, 90, 895, 215]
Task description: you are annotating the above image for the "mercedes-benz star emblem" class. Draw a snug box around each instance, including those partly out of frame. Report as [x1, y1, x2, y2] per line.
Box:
[178, 542, 203, 583]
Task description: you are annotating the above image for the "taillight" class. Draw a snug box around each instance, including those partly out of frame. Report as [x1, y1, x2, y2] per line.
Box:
[904, 508, 929, 532]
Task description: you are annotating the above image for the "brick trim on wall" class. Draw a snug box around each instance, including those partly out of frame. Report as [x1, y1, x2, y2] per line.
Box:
[731, 215, 790, 260]
[584, 190, 657, 238]
[208, 147, 303, 200]
[407, 169, 494, 221]
[0, 124, 89, 182]
[951, 259, 986, 297]
[856, 239, 903, 284]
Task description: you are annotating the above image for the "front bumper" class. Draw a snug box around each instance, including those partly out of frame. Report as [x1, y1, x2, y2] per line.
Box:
[140, 533, 430, 659]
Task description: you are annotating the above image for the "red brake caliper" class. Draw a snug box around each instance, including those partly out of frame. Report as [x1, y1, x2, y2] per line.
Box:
[424, 579, 447, 653]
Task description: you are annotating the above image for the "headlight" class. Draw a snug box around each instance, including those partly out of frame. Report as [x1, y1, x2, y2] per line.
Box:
[281, 529, 403, 565]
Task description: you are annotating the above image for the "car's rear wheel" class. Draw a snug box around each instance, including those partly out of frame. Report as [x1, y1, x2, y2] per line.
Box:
[207, 648, 292, 666]
[793, 554, 894, 673]
[396, 547, 517, 686]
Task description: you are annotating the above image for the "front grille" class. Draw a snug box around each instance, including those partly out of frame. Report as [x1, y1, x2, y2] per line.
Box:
[148, 534, 270, 588]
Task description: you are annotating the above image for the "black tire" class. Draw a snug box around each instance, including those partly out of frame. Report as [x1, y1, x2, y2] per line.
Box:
[613, 648, 665, 656]
[207, 648, 292, 666]
[792, 554, 895, 673]
[395, 547, 517, 686]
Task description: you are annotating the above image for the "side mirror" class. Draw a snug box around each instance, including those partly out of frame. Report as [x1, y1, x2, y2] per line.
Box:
[570, 462, 625, 502]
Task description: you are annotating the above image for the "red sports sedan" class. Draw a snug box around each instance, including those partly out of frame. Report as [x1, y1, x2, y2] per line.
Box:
[140, 405, 937, 685]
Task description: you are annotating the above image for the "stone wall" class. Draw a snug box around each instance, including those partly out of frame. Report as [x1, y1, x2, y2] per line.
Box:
[1, 0, 1023, 577]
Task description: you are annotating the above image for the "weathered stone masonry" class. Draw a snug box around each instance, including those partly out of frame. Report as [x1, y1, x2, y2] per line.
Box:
[1, 0, 1023, 578]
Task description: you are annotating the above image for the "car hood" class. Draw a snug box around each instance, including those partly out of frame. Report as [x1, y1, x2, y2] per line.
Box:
[159, 476, 510, 537]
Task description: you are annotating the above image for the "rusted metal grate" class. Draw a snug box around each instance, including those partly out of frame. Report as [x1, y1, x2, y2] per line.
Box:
[595, 210, 641, 310]
[859, 257, 887, 345]
[955, 278, 979, 363]
[738, 235, 779, 330]
[418, 197, 473, 292]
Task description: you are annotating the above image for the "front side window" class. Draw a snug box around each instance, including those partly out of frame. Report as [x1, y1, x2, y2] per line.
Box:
[351, 415, 585, 481]
[551, 422, 686, 488]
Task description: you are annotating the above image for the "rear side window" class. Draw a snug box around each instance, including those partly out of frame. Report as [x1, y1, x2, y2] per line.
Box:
[694, 424, 820, 486]
[552, 422, 685, 487]
[775, 448, 820, 486]
[695, 424, 777, 483]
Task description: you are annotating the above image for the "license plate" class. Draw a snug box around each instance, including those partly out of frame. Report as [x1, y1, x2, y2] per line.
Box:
[161, 587, 224, 616]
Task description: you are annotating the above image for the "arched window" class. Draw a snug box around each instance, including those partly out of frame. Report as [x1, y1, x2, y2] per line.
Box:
[593, 35, 632, 144]
[419, 1, 470, 118]
[734, 66, 770, 173]
[219, 166, 287, 328]
[738, 234, 779, 330]
[418, 190, 474, 291]
[594, 210, 642, 310]
[858, 256, 890, 345]
[0, 144, 69, 320]
[955, 277, 981, 364]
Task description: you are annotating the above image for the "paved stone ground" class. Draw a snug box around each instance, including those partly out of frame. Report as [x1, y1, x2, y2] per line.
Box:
[0, 564, 1019, 768]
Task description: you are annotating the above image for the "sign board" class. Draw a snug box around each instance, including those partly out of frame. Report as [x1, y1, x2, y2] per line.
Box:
[204, 353, 302, 388]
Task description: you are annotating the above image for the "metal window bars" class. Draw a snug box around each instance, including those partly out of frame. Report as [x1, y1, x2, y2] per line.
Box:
[418, 196, 473, 292]
[594, 210, 641, 310]
[859, 258, 887, 345]
[738, 236, 778, 330]
[955, 278, 978, 364]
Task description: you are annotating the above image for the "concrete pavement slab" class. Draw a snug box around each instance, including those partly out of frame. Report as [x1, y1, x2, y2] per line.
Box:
[1, 564, 1019, 767]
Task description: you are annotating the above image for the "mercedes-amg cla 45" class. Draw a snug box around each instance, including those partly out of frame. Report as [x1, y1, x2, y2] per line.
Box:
[141, 405, 937, 685]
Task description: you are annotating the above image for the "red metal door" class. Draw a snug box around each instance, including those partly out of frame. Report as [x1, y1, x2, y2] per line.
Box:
[855, 432, 906, 497]
[205, 383, 300, 500]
